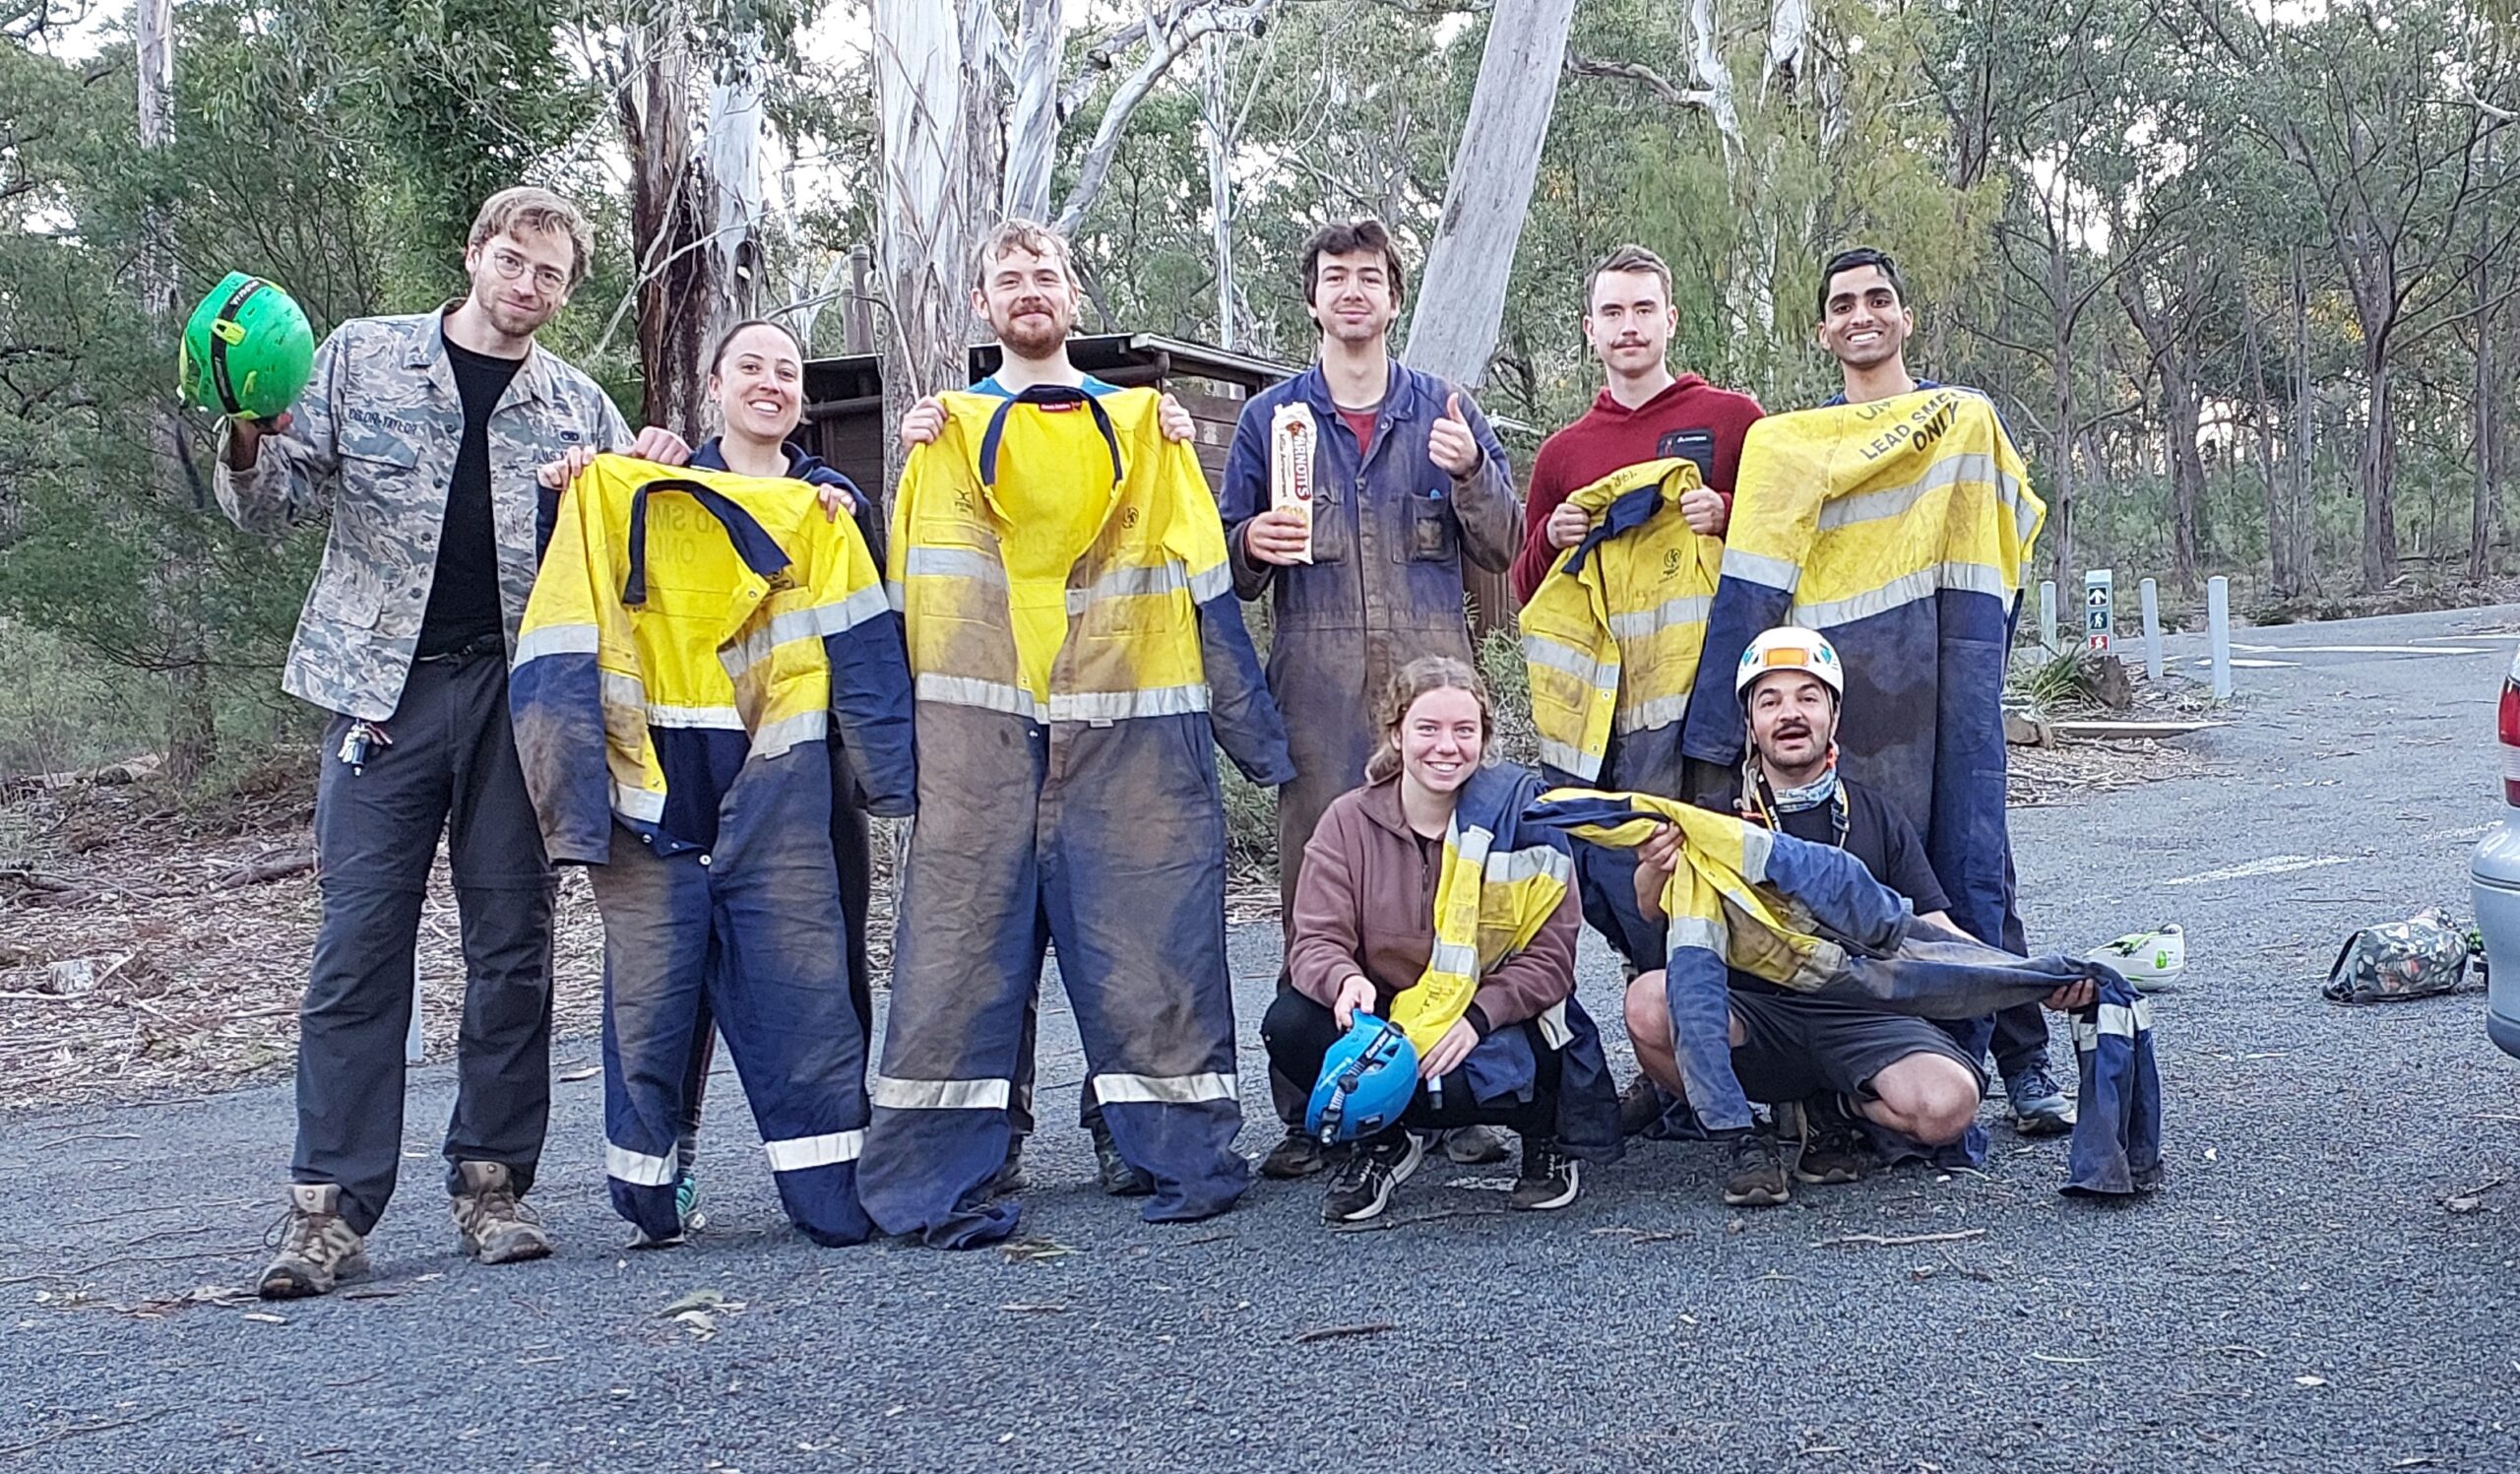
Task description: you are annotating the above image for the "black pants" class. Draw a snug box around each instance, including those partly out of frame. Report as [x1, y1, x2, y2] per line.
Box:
[1991, 1000, 2052, 1082]
[1260, 991, 1558, 1138]
[675, 757, 877, 1169]
[295, 647, 554, 1236]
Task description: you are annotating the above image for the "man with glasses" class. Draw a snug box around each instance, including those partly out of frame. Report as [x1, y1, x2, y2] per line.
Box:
[217, 186, 687, 1297]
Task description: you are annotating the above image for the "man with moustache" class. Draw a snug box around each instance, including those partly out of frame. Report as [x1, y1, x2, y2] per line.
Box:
[219, 186, 688, 1297]
[1218, 218, 1521, 1180]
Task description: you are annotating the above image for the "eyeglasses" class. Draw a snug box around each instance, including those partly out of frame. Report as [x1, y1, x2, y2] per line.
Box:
[486, 247, 570, 297]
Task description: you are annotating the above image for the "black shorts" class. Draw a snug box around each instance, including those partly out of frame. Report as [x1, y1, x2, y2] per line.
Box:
[1728, 989, 1986, 1106]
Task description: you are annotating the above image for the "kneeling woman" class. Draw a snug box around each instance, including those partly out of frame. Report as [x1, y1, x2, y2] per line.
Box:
[1264, 657, 1622, 1224]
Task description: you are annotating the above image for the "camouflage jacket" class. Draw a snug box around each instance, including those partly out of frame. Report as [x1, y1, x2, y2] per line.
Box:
[214, 307, 631, 720]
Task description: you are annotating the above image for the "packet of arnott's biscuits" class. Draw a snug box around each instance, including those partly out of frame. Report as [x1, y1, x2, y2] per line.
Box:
[1269, 401, 1316, 564]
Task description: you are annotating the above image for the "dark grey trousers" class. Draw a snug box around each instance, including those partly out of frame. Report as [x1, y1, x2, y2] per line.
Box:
[294, 646, 555, 1235]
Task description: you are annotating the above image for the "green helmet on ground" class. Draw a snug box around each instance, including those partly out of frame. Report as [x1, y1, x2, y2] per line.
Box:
[179, 272, 315, 421]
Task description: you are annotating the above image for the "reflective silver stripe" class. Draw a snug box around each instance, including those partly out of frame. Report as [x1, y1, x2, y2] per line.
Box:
[611, 781, 666, 822]
[1816, 452, 1998, 532]
[1535, 737, 1600, 781]
[1047, 683, 1210, 722]
[514, 622, 598, 668]
[902, 545, 1007, 585]
[1736, 823, 1776, 883]
[1666, 915, 1725, 956]
[2073, 996, 2154, 1049]
[1613, 693, 1689, 736]
[1188, 561, 1232, 603]
[1789, 560, 2014, 631]
[1090, 1070, 1237, 1106]
[1070, 561, 1187, 611]
[606, 1141, 678, 1187]
[750, 709, 828, 758]
[770, 583, 892, 645]
[1607, 593, 1713, 641]
[1719, 547, 1800, 593]
[599, 670, 649, 708]
[885, 579, 907, 610]
[868, 1074, 1011, 1111]
[916, 673, 1046, 721]
[1523, 634, 1612, 684]
[644, 702, 746, 731]
[762, 1128, 865, 1173]
[1484, 844, 1572, 886]
[1427, 940, 1480, 977]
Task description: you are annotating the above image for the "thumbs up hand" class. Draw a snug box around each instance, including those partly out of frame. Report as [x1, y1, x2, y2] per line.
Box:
[1427, 391, 1483, 479]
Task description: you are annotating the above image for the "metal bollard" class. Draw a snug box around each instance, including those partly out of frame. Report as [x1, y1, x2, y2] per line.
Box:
[2139, 577, 2163, 681]
[2038, 580, 2058, 653]
[2206, 575, 2233, 699]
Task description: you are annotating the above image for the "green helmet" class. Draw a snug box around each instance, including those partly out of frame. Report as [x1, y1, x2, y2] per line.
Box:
[179, 272, 315, 420]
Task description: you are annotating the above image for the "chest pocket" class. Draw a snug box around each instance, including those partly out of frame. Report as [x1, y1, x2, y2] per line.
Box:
[1406, 488, 1457, 563]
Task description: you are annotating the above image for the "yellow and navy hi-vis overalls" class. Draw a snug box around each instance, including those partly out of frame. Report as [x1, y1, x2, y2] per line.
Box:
[857, 384, 1293, 1249]
[1519, 458, 1724, 969]
[510, 455, 915, 1248]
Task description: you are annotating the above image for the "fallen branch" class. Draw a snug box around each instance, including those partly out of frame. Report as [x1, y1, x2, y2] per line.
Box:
[214, 851, 314, 889]
[1292, 1320, 1395, 1344]
[1811, 1228, 1989, 1250]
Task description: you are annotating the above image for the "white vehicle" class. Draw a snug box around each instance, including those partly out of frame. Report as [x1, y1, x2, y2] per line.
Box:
[2467, 645, 2520, 1059]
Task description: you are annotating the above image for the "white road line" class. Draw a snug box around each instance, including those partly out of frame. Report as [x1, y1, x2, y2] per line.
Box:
[2231, 643, 2489, 656]
[2164, 854, 2351, 886]
[2195, 657, 2298, 669]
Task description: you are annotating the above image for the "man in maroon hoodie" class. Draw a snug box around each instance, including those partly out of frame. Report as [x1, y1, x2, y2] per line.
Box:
[1508, 244, 1765, 606]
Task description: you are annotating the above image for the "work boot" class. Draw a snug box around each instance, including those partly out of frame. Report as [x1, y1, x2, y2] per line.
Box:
[259, 1184, 370, 1300]
[1508, 1136, 1582, 1212]
[2004, 1065, 2076, 1137]
[1260, 1128, 1327, 1180]
[1791, 1096, 1872, 1186]
[1439, 1123, 1511, 1166]
[450, 1162, 551, 1265]
[1719, 1122, 1792, 1208]
[1321, 1131, 1425, 1224]
[989, 1135, 1030, 1197]
[1618, 1073, 1667, 1137]
[1089, 1121, 1155, 1197]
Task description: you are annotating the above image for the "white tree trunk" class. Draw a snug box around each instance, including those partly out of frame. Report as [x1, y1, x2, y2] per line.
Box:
[138, 0, 213, 775]
[874, 0, 977, 400]
[1400, 0, 1578, 387]
[1052, 1, 1274, 236]
[1201, 32, 1236, 348]
[1688, 0, 1741, 160]
[702, 25, 767, 354]
[1763, 0, 1807, 91]
[1004, 0, 1064, 222]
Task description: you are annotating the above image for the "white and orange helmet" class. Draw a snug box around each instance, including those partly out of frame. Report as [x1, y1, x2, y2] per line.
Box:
[1734, 626, 1845, 704]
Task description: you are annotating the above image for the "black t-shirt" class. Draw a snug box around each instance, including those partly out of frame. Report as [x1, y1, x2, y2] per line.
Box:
[1771, 777, 1952, 915]
[416, 334, 525, 656]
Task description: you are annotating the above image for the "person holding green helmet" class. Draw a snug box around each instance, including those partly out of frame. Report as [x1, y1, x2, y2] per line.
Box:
[214, 186, 689, 1300]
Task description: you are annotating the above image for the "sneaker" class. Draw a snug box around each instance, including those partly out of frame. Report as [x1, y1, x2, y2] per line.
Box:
[1090, 1121, 1156, 1197]
[1260, 1128, 1328, 1180]
[989, 1135, 1030, 1197]
[1791, 1097, 1872, 1186]
[259, 1184, 370, 1300]
[451, 1162, 551, 1265]
[674, 1166, 708, 1235]
[1618, 1073, 1667, 1137]
[2004, 1066, 2076, 1137]
[1440, 1123, 1511, 1165]
[1508, 1137, 1582, 1211]
[1321, 1131, 1425, 1224]
[1720, 1122, 1792, 1207]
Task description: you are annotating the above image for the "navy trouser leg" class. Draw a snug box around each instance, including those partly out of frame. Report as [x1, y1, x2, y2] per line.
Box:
[586, 837, 713, 1244]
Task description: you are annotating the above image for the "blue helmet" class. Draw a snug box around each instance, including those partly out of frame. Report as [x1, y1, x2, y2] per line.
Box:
[1304, 1013, 1419, 1144]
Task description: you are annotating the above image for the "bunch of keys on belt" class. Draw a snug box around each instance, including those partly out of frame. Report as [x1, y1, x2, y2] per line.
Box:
[337, 720, 393, 774]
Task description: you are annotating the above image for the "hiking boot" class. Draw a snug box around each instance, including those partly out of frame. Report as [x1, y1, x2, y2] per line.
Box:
[1440, 1123, 1511, 1165]
[451, 1162, 551, 1265]
[989, 1135, 1029, 1197]
[1792, 1096, 1872, 1186]
[1322, 1131, 1425, 1224]
[1720, 1123, 1792, 1208]
[2004, 1065, 2076, 1137]
[1090, 1121, 1155, 1197]
[259, 1184, 369, 1300]
[1261, 1128, 1328, 1180]
[1508, 1136, 1582, 1212]
[1618, 1073, 1668, 1137]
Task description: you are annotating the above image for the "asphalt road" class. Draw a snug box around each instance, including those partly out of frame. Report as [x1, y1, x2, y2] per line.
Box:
[5, 605, 2519, 1473]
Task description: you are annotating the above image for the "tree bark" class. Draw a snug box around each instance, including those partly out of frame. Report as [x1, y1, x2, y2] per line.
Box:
[623, 20, 714, 441]
[1200, 32, 1235, 349]
[2288, 245, 2316, 598]
[1401, 0, 1577, 385]
[138, 0, 213, 780]
[2241, 277, 2288, 598]
[2358, 344, 2399, 591]
[702, 25, 766, 358]
[873, 0, 978, 404]
[1004, 0, 1063, 222]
